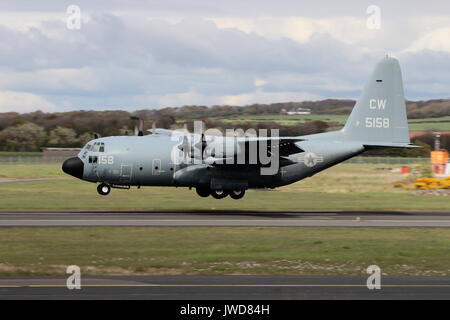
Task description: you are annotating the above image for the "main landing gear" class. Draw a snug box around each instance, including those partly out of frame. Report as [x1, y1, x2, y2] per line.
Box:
[211, 189, 228, 199]
[195, 187, 245, 200]
[229, 189, 245, 200]
[97, 183, 111, 196]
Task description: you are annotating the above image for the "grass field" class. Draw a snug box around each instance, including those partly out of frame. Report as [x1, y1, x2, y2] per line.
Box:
[215, 114, 450, 131]
[408, 116, 450, 131]
[218, 114, 348, 126]
[0, 162, 449, 210]
[0, 227, 449, 276]
[0, 152, 43, 157]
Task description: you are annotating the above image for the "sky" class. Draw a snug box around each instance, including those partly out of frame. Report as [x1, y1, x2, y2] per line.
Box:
[0, 0, 449, 112]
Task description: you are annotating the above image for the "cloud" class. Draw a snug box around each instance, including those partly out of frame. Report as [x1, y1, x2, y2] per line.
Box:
[0, 4, 449, 111]
[0, 91, 56, 112]
[219, 90, 320, 105]
[136, 89, 319, 107]
[254, 78, 267, 87]
[405, 27, 450, 53]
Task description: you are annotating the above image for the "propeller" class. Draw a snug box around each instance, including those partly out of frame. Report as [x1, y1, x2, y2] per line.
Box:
[178, 135, 192, 159]
[194, 120, 207, 159]
[130, 116, 144, 136]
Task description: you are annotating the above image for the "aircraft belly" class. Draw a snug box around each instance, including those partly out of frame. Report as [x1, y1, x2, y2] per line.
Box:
[173, 164, 281, 189]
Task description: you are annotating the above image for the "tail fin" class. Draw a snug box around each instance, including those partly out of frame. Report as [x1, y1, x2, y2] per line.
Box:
[342, 56, 412, 147]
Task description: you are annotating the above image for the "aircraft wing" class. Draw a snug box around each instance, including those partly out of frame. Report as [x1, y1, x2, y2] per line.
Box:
[203, 136, 305, 166]
[236, 136, 305, 157]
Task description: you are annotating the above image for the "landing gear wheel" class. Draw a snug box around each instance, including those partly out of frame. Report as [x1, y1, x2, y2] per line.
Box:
[196, 187, 211, 198]
[211, 189, 228, 199]
[97, 183, 111, 196]
[230, 189, 245, 200]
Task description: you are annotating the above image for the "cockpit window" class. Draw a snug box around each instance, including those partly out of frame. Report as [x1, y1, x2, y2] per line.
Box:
[91, 142, 105, 152]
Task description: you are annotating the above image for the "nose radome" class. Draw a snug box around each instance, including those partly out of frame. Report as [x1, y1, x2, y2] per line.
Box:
[62, 157, 84, 179]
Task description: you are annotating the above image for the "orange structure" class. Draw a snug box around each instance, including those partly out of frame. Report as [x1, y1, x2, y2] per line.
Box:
[431, 150, 449, 175]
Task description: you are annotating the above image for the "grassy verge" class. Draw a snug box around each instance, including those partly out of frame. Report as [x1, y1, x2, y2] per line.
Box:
[0, 163, 449, 211]
[0, 227, 448, 276]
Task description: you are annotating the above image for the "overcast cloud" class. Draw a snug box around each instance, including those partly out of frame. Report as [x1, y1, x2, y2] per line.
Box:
[0, 1, 449, 112]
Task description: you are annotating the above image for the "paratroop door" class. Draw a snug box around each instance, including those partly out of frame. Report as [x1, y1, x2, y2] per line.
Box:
[120, 164, 132, 182]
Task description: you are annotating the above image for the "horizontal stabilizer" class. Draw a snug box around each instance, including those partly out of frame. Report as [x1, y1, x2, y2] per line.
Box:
[363, 142, 421, 149]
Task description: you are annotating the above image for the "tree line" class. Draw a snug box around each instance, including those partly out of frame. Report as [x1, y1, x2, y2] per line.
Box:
[0, 99, 449, 154]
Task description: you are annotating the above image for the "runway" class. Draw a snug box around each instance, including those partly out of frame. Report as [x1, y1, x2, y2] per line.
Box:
[0, 275, 449, 300]
[0, 210, 450, 227]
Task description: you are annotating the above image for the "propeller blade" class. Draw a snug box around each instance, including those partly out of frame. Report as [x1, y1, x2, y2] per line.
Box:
[138, 119, 144, 136]
[131, 116, 144, 136]
[178, 135, 191, 159]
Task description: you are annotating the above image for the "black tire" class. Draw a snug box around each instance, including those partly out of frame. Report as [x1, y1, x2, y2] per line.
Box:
[229, 189, 245, 200]
[97, 183, 111, 196]
[211, 189, 228, 199]
[196, 187, 211, 197]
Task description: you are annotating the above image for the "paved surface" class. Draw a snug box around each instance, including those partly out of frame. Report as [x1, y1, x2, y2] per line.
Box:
[1, 210, 450, 227]
[0, 275, 449, 300]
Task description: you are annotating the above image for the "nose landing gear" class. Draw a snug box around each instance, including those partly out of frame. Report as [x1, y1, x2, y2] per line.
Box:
[97, 183, 111, 196]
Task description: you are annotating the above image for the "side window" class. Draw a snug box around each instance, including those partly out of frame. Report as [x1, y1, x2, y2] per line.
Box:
[88, 156, 98, 164]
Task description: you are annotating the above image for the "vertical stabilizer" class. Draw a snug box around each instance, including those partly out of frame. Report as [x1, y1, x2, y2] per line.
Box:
[342, 56, 411, 146]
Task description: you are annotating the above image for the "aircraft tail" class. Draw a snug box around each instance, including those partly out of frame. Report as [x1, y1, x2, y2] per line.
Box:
[342, 56, 414, 148]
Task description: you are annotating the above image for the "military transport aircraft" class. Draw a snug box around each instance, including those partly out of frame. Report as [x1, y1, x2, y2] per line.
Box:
[62, 56, 416, 199]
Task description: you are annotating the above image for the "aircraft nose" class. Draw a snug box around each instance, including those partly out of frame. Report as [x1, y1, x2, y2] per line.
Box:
[62, 157, 84, 179]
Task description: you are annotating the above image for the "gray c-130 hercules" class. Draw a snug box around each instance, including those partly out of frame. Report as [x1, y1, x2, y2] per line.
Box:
[62, 56, 417, 199]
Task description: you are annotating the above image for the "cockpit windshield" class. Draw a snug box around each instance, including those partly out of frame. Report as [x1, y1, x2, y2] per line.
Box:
[81, 141, 105, 160]
[91, 142, 105, 152]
